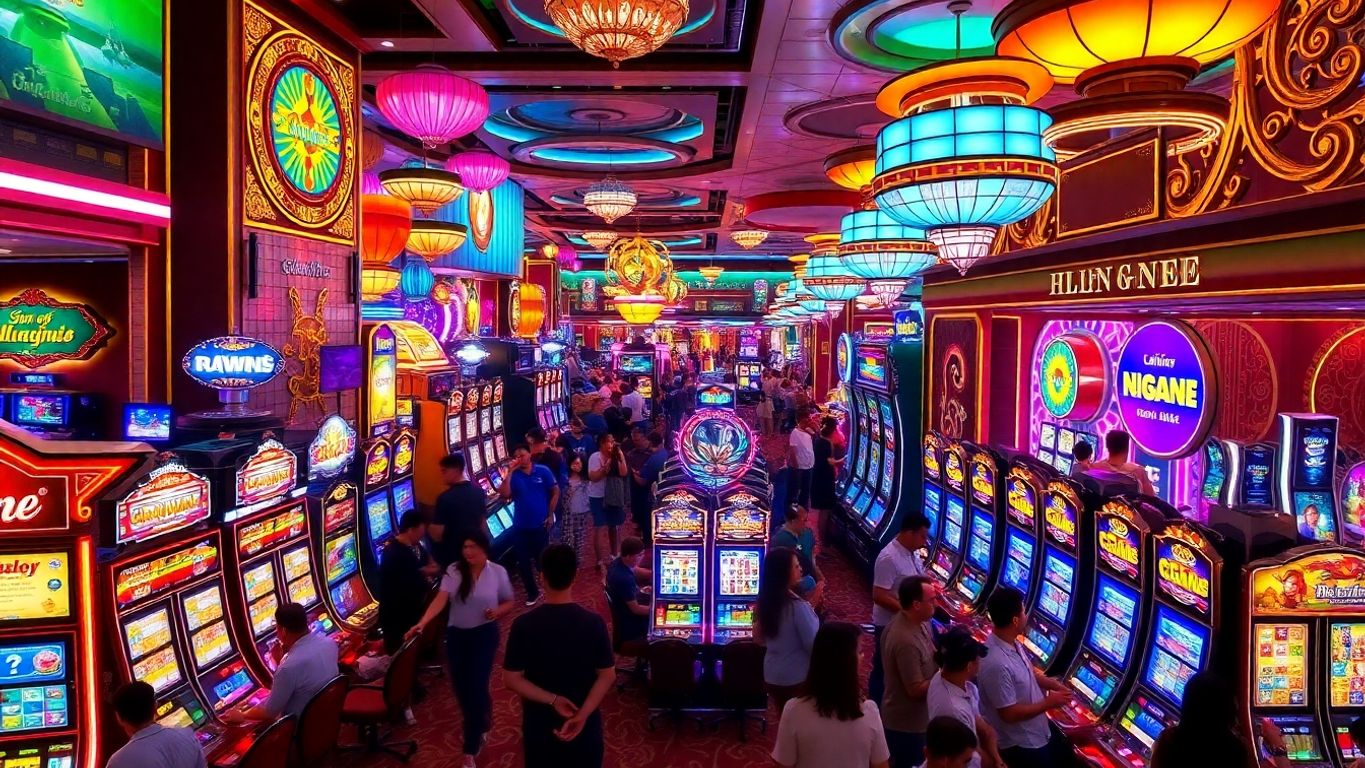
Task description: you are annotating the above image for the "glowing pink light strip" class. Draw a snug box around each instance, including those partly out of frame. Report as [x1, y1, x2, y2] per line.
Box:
[0, 158, 171, 226]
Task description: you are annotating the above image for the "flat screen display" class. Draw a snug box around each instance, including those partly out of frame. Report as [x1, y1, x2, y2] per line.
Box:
[1242, 446, 1275, 507]
[329, 575, 369, 620]
[1294, 491, 1335, 541]
[1000, 530, 1035, 593]
[319, 346, 363, 393]
[966, 512, 994, 571]
[1037, 550, 1076, 625]
[0, 642, 66, 688]
[364, 491, 393, 545]
[324, 534, 359, 585]
[1329, 623, 1365, 707]
[1296, 422, 1337, 490]
[132, 644, 181, 694]
[447, 417, 462, 446]
[716, 604, 753, 628]
[0, 682, 69, 733]
[282, 546, 311, 583]
[717, 549, 760, 597]
[1088, 574, 1139, 668]
[190, 620, 231, 669]
[855, 346, 888, 387]
[467, 442, 483, 475]
[942, 495, 966, 553]
[1144, 605, 1209, 704]
[619, 354, 654, 374]
[655, 602, 700, 628]
[657, 549, 700, 597]
[1267, 715, 1323, 761]
[1254, 623, 1308, 707]
[1056, 428, 1076, 458]
[1202, 440, 1227, 503]
[201, 659, 255, 713]
[923, 483, 942, 540]
[248, 594, 277, 637]
[123, 607, 173, 661]
[181, 586, 223, 632]
[1070, 652, 1122, 711]
[392, 479, 415, 518]
[1040, 422, 1057, 450]
[1118, 692, 1178, 753]
[123, 403, 173, 441]
[243, 562, 275, 602]
[12, 394, 65, 426]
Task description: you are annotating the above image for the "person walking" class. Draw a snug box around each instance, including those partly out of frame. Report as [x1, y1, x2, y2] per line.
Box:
[379, 511, 440, 653]
[756, 547, 820, 711]
[407, 531, 515, 767]
[499, 444, 560, 605]
[588, 433, 629, 569]
[787, 406, 817, 510]
[431, 453, 488, 568]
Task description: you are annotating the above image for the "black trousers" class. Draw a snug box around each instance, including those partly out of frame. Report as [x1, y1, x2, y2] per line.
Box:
[445, 622, 499, 755]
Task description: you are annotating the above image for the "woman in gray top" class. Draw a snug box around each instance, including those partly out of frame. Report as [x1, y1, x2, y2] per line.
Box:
[756, 547, 820, 711]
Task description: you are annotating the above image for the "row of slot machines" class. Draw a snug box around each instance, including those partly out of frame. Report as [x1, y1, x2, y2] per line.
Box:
[533, 368, 568, 434]
[442, 380, 516, 548]
[649, 462, 771, 646]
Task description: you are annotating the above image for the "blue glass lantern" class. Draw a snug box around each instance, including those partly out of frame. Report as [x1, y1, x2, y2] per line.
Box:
[871, 58, 1059, 274]
[837, 208, 939, 281]
[400, 256, 436, 301]
[805, 251, 867, 301]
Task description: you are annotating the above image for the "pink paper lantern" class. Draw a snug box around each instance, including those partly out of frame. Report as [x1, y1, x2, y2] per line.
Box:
[554, 244, 578, 268]
[376, 65, 489, 149]
[447, 149, 510, 193]
[362, 171, 385, 196]
[569, 258, 583, 273]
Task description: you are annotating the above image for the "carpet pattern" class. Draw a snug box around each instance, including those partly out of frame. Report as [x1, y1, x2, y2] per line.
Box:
[337, 420, 873, 767]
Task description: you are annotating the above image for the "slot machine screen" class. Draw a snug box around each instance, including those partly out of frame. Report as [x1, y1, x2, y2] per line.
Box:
[1056, 428, 1076, 459]
[182, 586, 230, 670]
[0, 552, 71, 621]
[493, 404, 504, 430]
[123, 608, 182, 694]
[657, 549, 701, 597]
[1055, 455, 1073, 474]
[201, 659, 256, 713]
[0, 639, 71, 731]
[717, 549, 760, 597]
[1242, 446, 1276, 507]
[123, 403, 173, 441]
[447, 416, 462, 446]
[1294, 491, 1335, 542]
[483, 439, 495, 468]
[248, 593, 278, 637]
[465, 411, 477, 441]
[1144, 605, 1209, 704]
[287, 573, 318, 608]
[325, 534, 359, 585]
[867, 499, 887, 528]
[923, 483, 942, 540]
[1088, 574, 1139, 667]
[329, 576, 368, 620]
[392, 479, 415, 518]
[655, 602, 701, 629]
[132, 647, 183, 697]
[365, 491, 393, 545]
[716, 604, 753, 628]
[1117, 691, 1178, 753]
[1202, 440, 1227, 503]
[487, 512, 507, 539]
[1000, 529, 1035, 593]
[495, 435, 507, 460]
[480, 408, 491, 434]
[190, 619, 232, 669]
[1336, 724, 1364, 761]
[12, 393, 67, 427]
[467, 445, 483, 475]
[942, 495, 965, 552]
[1253, 623, 1309, 706]
[282, 545, 311, 583]
[1040, 422, 1057, 450]
[243, 561, 274, 602]
[1266, 715, 1325, 761]
[619, 354, 654, 374]
[966, 512, 994, 571]
[182, 586, 224, 632]
[1037, 550, 1077, 625]
[1329, 624, 1365, 706]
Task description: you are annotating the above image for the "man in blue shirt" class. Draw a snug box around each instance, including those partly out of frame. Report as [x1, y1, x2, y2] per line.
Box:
[605, 536, 652, 647]
[226, 603, 339, 723]
[106, 681, 206, 768]
[501, 444, 561, 604]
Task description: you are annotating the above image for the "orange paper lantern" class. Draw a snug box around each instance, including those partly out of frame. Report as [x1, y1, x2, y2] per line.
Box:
[510, 283, 547, 338]
[361, 194, 413, 267]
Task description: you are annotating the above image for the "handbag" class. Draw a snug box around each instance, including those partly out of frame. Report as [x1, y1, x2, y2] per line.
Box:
[604, 471, 629, 509]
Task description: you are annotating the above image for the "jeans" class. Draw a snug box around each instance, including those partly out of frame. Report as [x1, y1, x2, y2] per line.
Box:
[869, 624, 886, 705]
[885, 729, 925, 767]
[446, 623, 499, 755]
[512, 525, 550, 601]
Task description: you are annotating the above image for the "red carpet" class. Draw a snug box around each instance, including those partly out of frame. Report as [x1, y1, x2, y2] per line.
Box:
[338, 420, 873, 767]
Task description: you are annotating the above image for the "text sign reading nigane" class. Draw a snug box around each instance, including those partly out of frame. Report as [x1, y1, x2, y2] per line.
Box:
[1114, 321, 1215, 459]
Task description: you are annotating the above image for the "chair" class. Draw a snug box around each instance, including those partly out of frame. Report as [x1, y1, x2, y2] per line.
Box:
[712, 640, 769, 741]
[604, 589, 648, 691]
[417, 585, 447, 680]
[234, 715, 297, 768]
[290, 675, 348, 768]
[340, 637, 421, 762]
[645, 638, 703, 732]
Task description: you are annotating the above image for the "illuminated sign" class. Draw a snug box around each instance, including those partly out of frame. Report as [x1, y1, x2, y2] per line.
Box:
[1044, 484, 1079, 548]
[182, 336, 286, 390]
[863, 323, 894, 339]
[856, 345, 888, 388]
[0, 288, 114, 370]
[1049, 254, 1200, 298]
[653, 507, 706, 540]
[720, 491, 762, 508]
[308, 415, 357, 480]
[114, 540, 220, 609]
[969, 454, 996, 508]
[0, 552, 70, 620]
[1155, 525, 1212, 615]
[659, 490, 703, 508]
[697, 384, 736, 408]
[715, 506, 768, 542]
[116, 462, 211, 543]
[893, 308, 923, 342]
[321, 483, 357, 535]
[0, 427, 144, 528]
[1250, 550, 1365, 615]
[1006, 468, 1037, 528]
[923, 435, 942, 481]
[1114, 321, 1216, 459]
[236, 503, 307, 557]
[836, 334, 853, 383]
[363, 439, 391, 489]
[1096, 502, 1141, 579]
[367, 325, 397, 434]
[677, 409, 757, 491]
[943, 446, 965, 492]
[234, 440, 297, 507]
[1039, 332, 1107, 421]
[391, 430, 415, 478]
[0, 458, 69, 533]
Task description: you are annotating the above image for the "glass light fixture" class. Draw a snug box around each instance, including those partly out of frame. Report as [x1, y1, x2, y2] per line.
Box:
[867, 278, 909, 308]
[730, 229, 770, 249]
[380, 166, 465, 215]
[614, 294, 666, 324]
[584, 176, 637, 223]
[581, 230, 619, 251]
[544, 0, 689, 68]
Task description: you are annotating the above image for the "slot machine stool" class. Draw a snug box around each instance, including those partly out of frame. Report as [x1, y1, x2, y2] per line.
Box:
[646, 638, 706, 732]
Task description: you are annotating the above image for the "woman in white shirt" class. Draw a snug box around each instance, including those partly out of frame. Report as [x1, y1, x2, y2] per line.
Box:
[409, 531, 515, 767]
[773, 622, 891, 768]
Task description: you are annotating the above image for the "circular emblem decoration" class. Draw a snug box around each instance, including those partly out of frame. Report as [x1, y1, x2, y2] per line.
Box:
[1038, 331, 1108, 421]
[245, 28, 355, 230]
[469, 190, 495, 251]
[1040, 338, 1079, 418]
[1115, 320, 1217, 459]
[836, 333, 853, 383]
[677, 408, 757, 491]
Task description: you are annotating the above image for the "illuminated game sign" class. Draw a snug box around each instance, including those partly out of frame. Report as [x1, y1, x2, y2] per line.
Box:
[696, 384, 736, 409]
[363, 439, 391, 489]
[1096, 502, 1141, 579]
[716, 506, 768, 542]
[0, 551, 70, 620]
[367, 325, 397, 435]
[242, 1, 356, 244]
[855, 344, 889, 388]
[969, 453, 996, 508]
[1155, 524, 1213, 615]
[0, 457, 70, 534]
[114, 540, 219, 609]
[1044, 483, 1080, 548]
[1006, 468, 1038, 528]
[720, 491, 762, 509]
[116, 462, 211, 543]
[321, 483, 357, 535]
[234, 440, 297, 507]
[659, 490, 704, 508]
[1341, 462, 1365, 545]
[653, 507, 706, 540]
[0, 288, 115, 369]
[676, 409, 757, 491]
[1250, 550, 1365, 614]
[1039, 332, 1107, 420]
[391, 430, 416, 478]
[182, 336, 285, 390]
[943, 446, 965, 493]
[923, 435, 942, 481]
[893, 308, 923, 342]
[1114, 321, 1216, 459]
[836, 333, 853, 383]
[308, 416, 357, 480]
[0, 642, 65, 687]
[236, 503, 307, 557]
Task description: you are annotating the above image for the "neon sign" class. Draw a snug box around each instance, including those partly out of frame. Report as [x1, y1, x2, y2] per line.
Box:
[116, 462, 211, 544]
[234, 440, 297, 507]
[363, 439, 391, 489]
[0, 289, 114, 369]
[1096, 502, 1141, 579]
[308, 416, 357, 480]
[1114, 321, 1216, 459]
[1044, 484, 1079, 548]
[391, 430, 416, 478]
[1155, 525, 1212, 614]
[676, 409, 757, 491]
[1039, 332, 1107, 421]
[182, 337, 286, 390]
[114, 540, 220, 609]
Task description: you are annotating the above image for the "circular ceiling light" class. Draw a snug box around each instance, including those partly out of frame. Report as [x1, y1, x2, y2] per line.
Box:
[824, 145, 878, 203]
[584, 176, 637, 223]
[544, 0, 690, 68]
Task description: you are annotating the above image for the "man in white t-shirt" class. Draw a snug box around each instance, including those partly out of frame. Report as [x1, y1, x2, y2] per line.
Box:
[1098, 429, 1155, 496]
[620, 381, 647, 428]
[921, 716, 981, 768]
[870, 511, 930, 705]
[926, 627, 1003, 768]
[787, 406, 816, 510]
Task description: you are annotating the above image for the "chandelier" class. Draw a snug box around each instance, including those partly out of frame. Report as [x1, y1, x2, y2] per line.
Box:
[584, 176, 637, 223]
[803, 232, 865, 302]
[380, 166, 464, 215]
[581, 230, 618, 251]
[614, 294, 667, 323]
[730, 229, 769, 250]
[838, 208, 938, 281]
[868, 278, 908, 308]
[698, 265, 724, 286]
[544, 0, 689, 68]
[407, 220, 469, 261]
[447, 149, 510, 193]
[376, 65, 489, 149]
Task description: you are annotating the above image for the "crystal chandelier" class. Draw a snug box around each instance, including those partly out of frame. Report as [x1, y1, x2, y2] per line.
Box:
[730, 229, 769, 249]
[581, 230, 619, 251]
[584, 177, 637, 224]
[698, 265, 724, 286]
[868, 278, 909, 308]
[544, 0, 689, 68]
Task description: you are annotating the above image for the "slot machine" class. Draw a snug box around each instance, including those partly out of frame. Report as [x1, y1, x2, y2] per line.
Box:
[1021, 478, 1094, 675]
[1054, 498, 1163, 729]
[3, 374, 102, 440]
[696, 384, 737, 411]
[984, 459, 1053, 621]
[928, 441, 969, 587]
[617, 352, 656, 420]
[1095, 520, 1228, 767]
[650, 504, 708, 644]
[941, 445, 1007, 619]
[1244, 545, 1365, 768]
[1279, 414, 1341, 543]
[921, 433, 945, 563]
[389, 428, 417, 529]
[301, 416, 377, 634]
[358, 436, 395, 564]
[0, 424, 148, 768]
[709, 505, 769, 644]
[1202, 437, 1238, 508]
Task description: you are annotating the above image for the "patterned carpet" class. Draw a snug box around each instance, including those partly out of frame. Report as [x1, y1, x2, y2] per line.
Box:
[337, 421, 872, 767]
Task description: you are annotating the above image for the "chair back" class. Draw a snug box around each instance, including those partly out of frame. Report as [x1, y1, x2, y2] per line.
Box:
[237, 715, 297, 768]
[293, 675, 349, 767]
[646, 638, 697, 705]
[603, 589, 625, 652]
[418, 587, 447, 655]
[718, 640, 767, 707]
[384, 637, 423, 715]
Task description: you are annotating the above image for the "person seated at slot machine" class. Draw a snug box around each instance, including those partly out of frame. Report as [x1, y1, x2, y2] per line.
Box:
[976, 588, 1075, 768]
[1347, 716, 1365, 768]
[1069, 442, 1094, 478]
[871, 512, 931, 707]
[432, 452, 490, 568]
[772, 504, 825, 604]
[224, 603, 338, 724]
[605, 536, 652, 647]
[1149, 671, 1289, 768]
[105, 681, 207, 768]
[380, 511, 439, 654]
[757, 548, 821, 712]
[923, 716, 983, 768]
[1098, 430, 1156, 496]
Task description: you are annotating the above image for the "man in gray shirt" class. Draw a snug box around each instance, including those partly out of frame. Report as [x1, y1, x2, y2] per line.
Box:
[976, 588, 1077, 768]
[106, 681, 207, 768]
[226, 603, 339, 723]
[881, 575, 939, 765]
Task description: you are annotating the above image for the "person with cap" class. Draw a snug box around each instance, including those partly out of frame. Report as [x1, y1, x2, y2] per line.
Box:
[926, 626, 1003, 768]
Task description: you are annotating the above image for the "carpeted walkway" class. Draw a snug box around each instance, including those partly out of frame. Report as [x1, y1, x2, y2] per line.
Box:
[338, 419, 872, 767]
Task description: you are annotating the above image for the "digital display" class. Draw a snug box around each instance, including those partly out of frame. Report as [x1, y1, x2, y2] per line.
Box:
[133, 644, 182, 694]
[0, 684, 69, 734]
[325, 534, 359, 585]
[1022, 622, 1060, 665]
[124, 403, 173, 441]
[1294, 491, 1335, 542]
[1266, 715, 1323, 761]
[1242, 445, 1276, 507]
[855, 346, 888, 387]
[249, 594, 277, 637]
[243, 562, 275, 602]
[1040, 423, 1057, 450]
[1336, 723, 1364, 761]
[1254, 623, 1308, 707]
[718, 549, 760, 597]
[966, 512, 994, 571]
[329, 575, 370, 620]
[0, 552, 70, 621]
[1037, 550, 1076, 625]
[1118, 693, 1178, 752]
[288, 575, 318, 608]
[1202, 440, 1227, 503]
[0, 643, 65, 688]
[467, 441, 482, 475]
[619, 353, 654, 374]
[202, 660, 255, 713]
[487, 510, 507, 539]
[716, 604, 753, 629]
[942, 495, 966, 552]
[480, 410, 491, 435]
[923, 483, 942, 541]
[447, 416, 462, 446]
[181, 586, 223, 633]
[658, 549, 700, 597]
[1330, 623, 1365, 707]
[123, 608, 173, 660]
[392, 479, 415, 518]
[1056, 428, 1076, 458]
[190, 621, 231, 669]
[1144, 606, 1209, 704]
[1069, 652, 1121, 711]
[365, 492, 393, 545]
[12, 394, 66, 427]
[282, 546, 311, 583]
[1088, 575, 1139, 667]
[1001, 530, 1035, 593]
[654, 602, 701, 628]
[867, 500, 887, 528]
[1296, 422, 1337, 490]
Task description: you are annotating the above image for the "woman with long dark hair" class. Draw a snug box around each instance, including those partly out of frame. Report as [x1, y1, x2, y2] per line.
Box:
[773, 622, 890, 768]
[408, 531, 515, 767]
[1151, 672, 1290, 768]
[756, 547, 820, 711]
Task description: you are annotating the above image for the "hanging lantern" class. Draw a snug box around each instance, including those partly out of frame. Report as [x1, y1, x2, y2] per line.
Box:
[838, 208, 938, 281]
[581, 230, 619, 251]
[540, 243, 560, 261]
[730, 229, 769, 250]
[400, 257, 436, 301]
[510, 283, 548, 338]
[614, 294, 666, 324]
[824, 145, 878, 205]
[805, 252, 866, 302]
[362, 130, 386, 170]
[447, 149, 510, 193]
[873, 56, 1057, 274]
[375, 65, 489, 149]
[380, 166, 464, 215]
[554, 244, 578, 269]
[407, 220, 469, 261]
[868, 278, 909, 308]
[698, 265, 724, 286]
[544, 0, 689, 68]
[584, 177, 637, 223]
[361, 267, 401, 299]
[360, 194, 412, 267]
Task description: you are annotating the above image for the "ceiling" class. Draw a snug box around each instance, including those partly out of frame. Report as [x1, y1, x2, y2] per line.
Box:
[336, 0, 1237, 271]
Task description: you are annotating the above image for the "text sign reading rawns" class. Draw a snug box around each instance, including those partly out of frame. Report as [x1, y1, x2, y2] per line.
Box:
[1114, 321, 1216, 460]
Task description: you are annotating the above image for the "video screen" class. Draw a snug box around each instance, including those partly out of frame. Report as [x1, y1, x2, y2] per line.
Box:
[619, 354, 654, 374]
[966, 513, 994, 571]
[1069, 652, 1121, 711]
[330, 576, 370, 620]
[201, 659, 256, 713]
[942, 495, 966, 552]
[133, 645, 182, 694]
[180, 586, 224, 636]
[319, 345, 363, 393]
[1037, 551, 1077, 625]
[12, 394, 65, 426]
[1242, 446, 1276, 507]
[365, 492, 393, 545]
[1296, 422, 1337, 490]
[1330, 623, 1365, 706]
[467, 444, 483, 475]
[1040, 422, 1057, 450]
[0, 683, 69, 733]
[655, 602, 701, 628]
[124, 403, 173, 441]
[282, 546, 311, 583]
[718, 549, 760, 598]
[1268, 715, 1324, 761]
[1088, 575, 1139, 668]
[243, 562, 275, 602]
[480, 409, 491, 435]
[867, 500, 887, 528]
[0, 552, 71, 621]
[287, 576, 318, 608]
[1001, 530, 1035, 593]
[1202, 440, 1227, 503]
[657, 549, 701, 597]
[1118, 693, 1178, 752]
[1294, 492, 1336, 542]
[488, 510, 507, 539]
[325, 534, 359, 585]
[1336, 723, 1364, 761]
[124, 608, 173, 662]
[190, 621, 232, 669]
[716, 604, 753, 629]
[248, 594, 277, 637]
[392, 479, 415, 518]
[1254, 623, 1309, 707]
[0, 642, 66, 689]
[464, 412, 478, 442]
[1144, 605, 1209, 704]
[923, 483, 942, 540]
[1056, 428, 1076, 458]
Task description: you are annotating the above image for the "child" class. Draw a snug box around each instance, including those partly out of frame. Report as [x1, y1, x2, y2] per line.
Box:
[563, 451, 590, 556]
